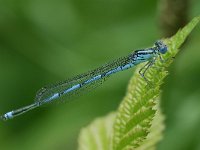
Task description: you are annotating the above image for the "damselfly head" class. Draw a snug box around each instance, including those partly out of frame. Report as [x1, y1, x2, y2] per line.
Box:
[155, 40, 168, 54]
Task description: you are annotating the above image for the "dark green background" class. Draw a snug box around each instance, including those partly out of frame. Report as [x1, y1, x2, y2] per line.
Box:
[0, 0, 200, 150]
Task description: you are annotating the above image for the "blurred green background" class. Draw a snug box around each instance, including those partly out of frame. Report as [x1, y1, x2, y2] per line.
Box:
[0, 0, 200, 150]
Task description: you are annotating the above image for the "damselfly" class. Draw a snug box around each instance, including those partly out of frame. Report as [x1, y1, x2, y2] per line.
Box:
[1, 40, 167, 121]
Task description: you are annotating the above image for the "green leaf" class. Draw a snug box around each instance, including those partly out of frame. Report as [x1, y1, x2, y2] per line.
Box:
[78, 103, 165, 150]
[78, 113, 115, 150]
[77, 16, 200, 150]
[134, 100, 165, 150]
[112, 16, 200, 150]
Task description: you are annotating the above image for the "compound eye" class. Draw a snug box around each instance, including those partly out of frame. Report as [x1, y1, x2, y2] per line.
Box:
[160, 46, 167, 54]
